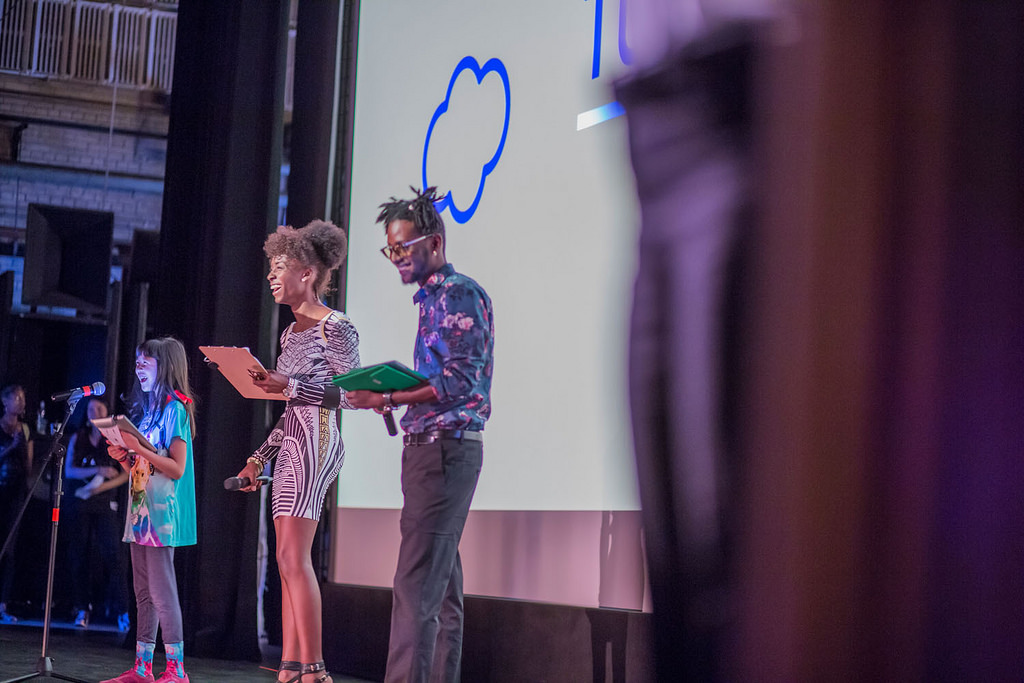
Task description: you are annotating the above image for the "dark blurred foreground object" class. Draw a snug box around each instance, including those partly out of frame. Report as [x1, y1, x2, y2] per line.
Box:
[620, 2, 1024, 682]
[617, 20, 756, 683]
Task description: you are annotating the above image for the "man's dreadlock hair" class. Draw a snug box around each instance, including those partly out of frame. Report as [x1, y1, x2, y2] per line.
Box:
[376, 186, 446, 241]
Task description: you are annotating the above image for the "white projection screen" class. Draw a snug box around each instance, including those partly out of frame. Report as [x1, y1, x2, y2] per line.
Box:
[332, 0, 648, 611]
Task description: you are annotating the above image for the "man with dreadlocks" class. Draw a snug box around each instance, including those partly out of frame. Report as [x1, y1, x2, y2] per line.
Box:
[347, 186, 493, 683]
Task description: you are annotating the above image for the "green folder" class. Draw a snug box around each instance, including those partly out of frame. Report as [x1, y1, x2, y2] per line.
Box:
[332, 361, 427, 392]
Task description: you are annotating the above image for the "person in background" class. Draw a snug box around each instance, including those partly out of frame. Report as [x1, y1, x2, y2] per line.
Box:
[0, 384, 32, 624]
[64, 397, 129, 630]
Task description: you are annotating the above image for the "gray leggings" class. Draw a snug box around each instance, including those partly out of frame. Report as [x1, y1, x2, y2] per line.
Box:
[130, 543, 182, 643]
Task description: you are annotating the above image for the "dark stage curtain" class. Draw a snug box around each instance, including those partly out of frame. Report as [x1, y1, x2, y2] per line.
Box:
[151, 0, 290, 661]
[288, 0, 341, 231]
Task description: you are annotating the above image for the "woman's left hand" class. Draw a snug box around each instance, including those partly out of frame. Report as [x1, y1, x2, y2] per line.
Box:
[253, 370, 289, 395]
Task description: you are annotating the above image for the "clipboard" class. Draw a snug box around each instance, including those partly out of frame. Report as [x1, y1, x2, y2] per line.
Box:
[332, 361, 428, 392]
[199, 345, 286, 401]
[91, 415, 157, 452]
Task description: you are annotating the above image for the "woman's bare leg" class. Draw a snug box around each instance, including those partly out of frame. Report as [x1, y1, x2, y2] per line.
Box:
[276, 516, 303, 682]
[276, 515, 332, 683]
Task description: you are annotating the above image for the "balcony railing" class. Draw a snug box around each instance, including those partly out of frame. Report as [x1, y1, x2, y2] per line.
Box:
[0, 0, 178, 92]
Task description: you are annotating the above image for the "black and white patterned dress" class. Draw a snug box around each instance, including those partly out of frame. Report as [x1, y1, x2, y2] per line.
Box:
[255, 310, 359, 520]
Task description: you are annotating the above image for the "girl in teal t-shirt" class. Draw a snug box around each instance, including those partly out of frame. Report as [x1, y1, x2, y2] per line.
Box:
[104, 337, 196, 683]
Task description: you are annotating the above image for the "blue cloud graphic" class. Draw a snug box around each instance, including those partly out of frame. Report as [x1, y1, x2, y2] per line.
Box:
[422, 56, 511, 224]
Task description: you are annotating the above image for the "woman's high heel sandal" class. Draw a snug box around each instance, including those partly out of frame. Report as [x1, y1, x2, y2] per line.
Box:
[300, 661, 331, 683]
[278, 660, 301, 683]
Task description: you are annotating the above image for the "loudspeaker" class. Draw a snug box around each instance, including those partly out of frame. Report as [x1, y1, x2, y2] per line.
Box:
[23, 204, 114, 315]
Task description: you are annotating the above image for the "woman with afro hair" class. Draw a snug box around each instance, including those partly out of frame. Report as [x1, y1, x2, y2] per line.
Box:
[236, 219, 360, 683]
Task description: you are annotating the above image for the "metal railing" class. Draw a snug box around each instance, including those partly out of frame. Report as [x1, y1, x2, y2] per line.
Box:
[0, 0, 177, 91]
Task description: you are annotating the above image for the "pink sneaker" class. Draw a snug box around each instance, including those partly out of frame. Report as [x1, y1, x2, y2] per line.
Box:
[99, 670, 155, 683]
[153, 664, 189, 683]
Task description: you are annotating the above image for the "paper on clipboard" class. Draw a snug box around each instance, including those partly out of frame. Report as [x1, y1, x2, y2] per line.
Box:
[90, 415, 157, 452]
[199, 345, 286, 400]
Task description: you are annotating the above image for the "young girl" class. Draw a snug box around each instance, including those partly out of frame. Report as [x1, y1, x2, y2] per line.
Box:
[104, 337, 197, 683]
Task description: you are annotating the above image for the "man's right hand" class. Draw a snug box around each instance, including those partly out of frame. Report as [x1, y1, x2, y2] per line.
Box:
[345, 390, 385, 411]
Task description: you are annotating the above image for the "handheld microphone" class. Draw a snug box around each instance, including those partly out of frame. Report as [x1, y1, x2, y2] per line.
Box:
[383, 409, 397, 436]
[223, 475, 273, 491]
[51, 382, 106, 402]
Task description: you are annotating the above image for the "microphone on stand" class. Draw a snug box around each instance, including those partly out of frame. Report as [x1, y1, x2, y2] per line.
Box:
[51, 382, 105, 402]
[223, 475, 273, 491]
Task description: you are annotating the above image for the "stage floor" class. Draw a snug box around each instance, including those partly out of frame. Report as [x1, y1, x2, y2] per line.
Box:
[0, 620, 373, 683]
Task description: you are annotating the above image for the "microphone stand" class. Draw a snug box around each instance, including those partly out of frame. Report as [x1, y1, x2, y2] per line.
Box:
[0, 396, 91, 683]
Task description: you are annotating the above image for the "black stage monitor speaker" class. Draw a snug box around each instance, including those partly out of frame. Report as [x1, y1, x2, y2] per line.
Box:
[23, 203, 114, 314]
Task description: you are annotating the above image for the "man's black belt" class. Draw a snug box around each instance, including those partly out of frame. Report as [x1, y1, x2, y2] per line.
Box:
[403, 429, 483, 446]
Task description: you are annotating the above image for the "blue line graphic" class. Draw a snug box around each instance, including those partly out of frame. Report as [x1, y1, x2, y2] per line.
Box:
[576, 101, 624, 131]
[422, 56, 511, 224]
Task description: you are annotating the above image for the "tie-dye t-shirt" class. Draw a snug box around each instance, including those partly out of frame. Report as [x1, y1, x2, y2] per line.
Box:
[401, 263, 494, 434]
[123, 399, 196, 547]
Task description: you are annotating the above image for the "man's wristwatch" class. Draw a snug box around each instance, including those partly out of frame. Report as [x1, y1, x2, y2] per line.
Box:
[382, 392, 396, 409]
[282, 377, 298, 400]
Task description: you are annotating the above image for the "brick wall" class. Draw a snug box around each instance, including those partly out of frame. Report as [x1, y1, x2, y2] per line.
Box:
[0, 175, 162, 237]
[0, 73, 168, 245]
[1, 74, 169, 134]
[17, 125, 167, 177]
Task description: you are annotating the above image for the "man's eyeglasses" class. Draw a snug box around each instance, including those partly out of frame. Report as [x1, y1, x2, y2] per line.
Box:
[380, 234, 430, 260]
